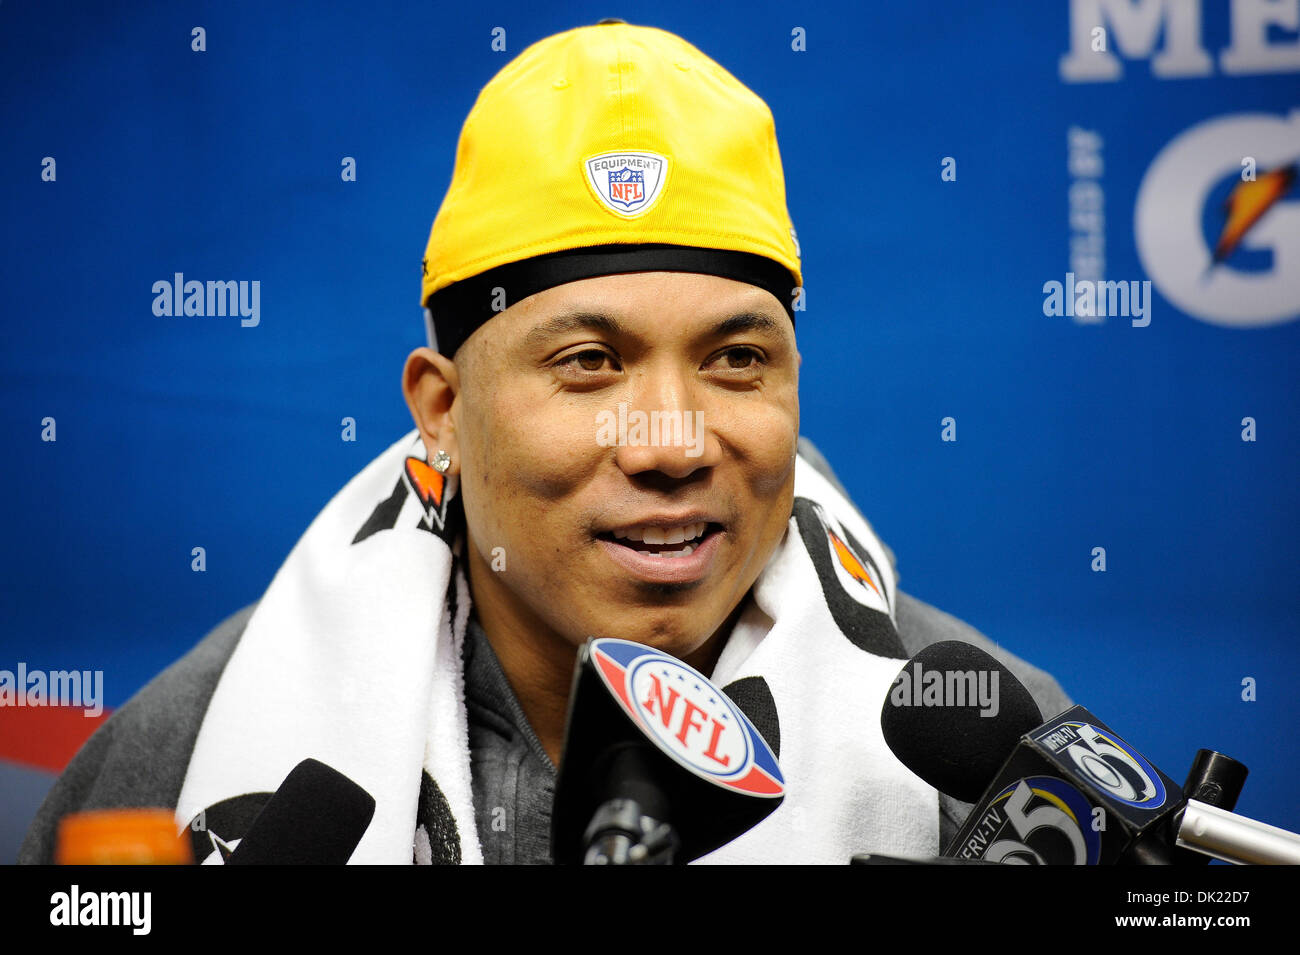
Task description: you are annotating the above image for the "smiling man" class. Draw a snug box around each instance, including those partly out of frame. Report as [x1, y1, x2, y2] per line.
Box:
[21, 21, 1070, 866]
[408, 270, 801, 770]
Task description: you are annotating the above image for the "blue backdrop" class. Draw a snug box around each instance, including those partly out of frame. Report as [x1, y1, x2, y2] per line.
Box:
[2, 0, 1297, 861]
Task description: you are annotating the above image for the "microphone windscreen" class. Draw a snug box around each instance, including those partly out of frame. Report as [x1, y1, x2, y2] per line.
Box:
[227, 758, 376, 865]
[880, 641, 1043, 803]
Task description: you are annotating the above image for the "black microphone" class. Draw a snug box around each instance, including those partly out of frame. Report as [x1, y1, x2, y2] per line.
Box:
[880, 639, 1044, 803]
[226, 758, 376, 865]
[881, 641, 1300, 865]
[551, 638, 785, 864]
[881, 641, 1186, 865]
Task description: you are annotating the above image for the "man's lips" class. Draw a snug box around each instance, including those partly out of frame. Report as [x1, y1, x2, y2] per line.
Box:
[595, 523, 725, 585]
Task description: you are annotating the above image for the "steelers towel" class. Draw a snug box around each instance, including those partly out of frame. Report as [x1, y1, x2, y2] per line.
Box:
[175, 429, 937, 864]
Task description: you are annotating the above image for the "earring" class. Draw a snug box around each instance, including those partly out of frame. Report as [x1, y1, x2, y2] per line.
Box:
[431, 449, 452, 473]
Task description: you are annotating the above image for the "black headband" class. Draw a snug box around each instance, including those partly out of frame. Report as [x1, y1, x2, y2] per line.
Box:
[423, 243, 798, 357]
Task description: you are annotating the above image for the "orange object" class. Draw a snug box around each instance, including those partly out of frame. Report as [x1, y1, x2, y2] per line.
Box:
[56, 809, 194, 865]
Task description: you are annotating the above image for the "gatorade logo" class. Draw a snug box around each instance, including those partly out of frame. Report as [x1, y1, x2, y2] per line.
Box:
[1134, 111, 1300, 328]
[583, 151, 669, 218]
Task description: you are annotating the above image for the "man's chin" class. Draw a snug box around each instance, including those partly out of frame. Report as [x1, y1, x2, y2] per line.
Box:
[573, 603, 734, 668]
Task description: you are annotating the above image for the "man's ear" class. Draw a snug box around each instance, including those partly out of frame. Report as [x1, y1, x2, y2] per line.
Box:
[402, 346, 462, 475]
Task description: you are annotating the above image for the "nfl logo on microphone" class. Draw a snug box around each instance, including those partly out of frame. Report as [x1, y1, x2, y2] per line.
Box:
[591, 639, 783, 796]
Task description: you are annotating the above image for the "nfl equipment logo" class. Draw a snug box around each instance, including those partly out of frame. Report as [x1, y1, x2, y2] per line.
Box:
[584, 150, 669, 218]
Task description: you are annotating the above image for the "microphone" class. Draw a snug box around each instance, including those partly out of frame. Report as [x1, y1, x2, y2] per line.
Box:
[880, 639, 1045, 803]
[551, 638, 785, 864]
[225, 758, 376, 865]
[880, 641, 1300, 865]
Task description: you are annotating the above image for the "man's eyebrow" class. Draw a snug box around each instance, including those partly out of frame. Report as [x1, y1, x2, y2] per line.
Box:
[522, 309, 785, 348]
[522, 311, 627, 348]
[711, 312, 784, 337]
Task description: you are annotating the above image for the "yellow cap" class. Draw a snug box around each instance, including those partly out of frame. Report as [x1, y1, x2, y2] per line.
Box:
[421, 22, 802, 353]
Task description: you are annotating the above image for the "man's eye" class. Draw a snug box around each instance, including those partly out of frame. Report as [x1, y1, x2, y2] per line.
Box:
[708, 346, 763, 371]
[557, 348, 620, 373]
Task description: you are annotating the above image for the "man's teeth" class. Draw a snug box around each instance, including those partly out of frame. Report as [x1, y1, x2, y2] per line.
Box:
[642, 543, 695, 558]
[611, 522, 709, 556]
[614, 522, 708, 545]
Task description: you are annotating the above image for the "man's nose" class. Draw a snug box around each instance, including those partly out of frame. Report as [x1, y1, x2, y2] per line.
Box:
[611, 377, 720, 479]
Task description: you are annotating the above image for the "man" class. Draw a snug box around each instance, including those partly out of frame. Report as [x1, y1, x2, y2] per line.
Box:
[21, 21, 1069, 865]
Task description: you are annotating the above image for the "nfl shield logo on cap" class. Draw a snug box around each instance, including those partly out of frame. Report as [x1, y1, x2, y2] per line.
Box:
[583, 150, 670, 218]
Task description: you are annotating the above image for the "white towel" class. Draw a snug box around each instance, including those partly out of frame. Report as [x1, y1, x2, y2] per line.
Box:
[176, 429, 937, 864]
